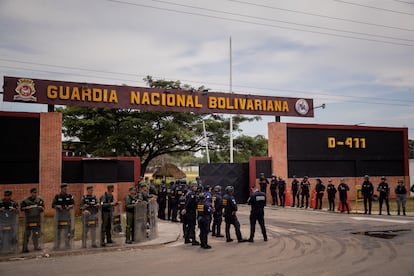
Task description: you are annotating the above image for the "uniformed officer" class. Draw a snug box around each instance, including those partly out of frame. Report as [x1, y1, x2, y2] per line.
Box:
[300, 176, 311, 208]
[223, 186, 246, 243]
[326, 179, 337, 211]
[157, 181, 167, 220]
[315, 178, 325, 210]
[278, 177, 286, 207]
[52, 184, 74, 249]
[100, 184, 119, 246]
[181, 182, 200, 246]
[211, 185, 224, 237]
[247, 187, 267, 242]
[167, 181, 176, 221]
[258, 173, 269, 194]
[291, 176, 300, 207]
[377, 176, 391, 215]
[80, 186, 100, 248]
[338, 178, 350, 214]
[196, 176, 203, 193]
[395, 179, 407, 216]
[125, 186, 138, 244]
[197, 193, 214, 249]
[21, 188, 44, 253]
[269, 174, 278, 206]
[361, 175, 374, 215]
[0, 190, 19, 253]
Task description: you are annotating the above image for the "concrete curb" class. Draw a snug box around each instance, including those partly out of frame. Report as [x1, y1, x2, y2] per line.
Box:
[0, 220, 182, 262]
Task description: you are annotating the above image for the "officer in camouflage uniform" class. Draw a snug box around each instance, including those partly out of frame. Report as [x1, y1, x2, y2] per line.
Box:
[80, 186, 100, 248]
[52, 184, 74, 250]
[100, 184, 119, 246]
[21, 188, 44, 252]
[125, 186, 138, 244]
[0, 190, 19, 254]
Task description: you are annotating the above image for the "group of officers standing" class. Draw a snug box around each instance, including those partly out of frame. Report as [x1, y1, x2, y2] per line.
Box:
[155, 177, 268, 249]
[258, 173, 412, 216]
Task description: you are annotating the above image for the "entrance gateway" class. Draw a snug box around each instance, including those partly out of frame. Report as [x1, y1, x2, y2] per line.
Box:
[1, 76, 409, 206]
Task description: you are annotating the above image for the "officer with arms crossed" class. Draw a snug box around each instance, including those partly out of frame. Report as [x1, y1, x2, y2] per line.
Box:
[247, 186, 268, 242]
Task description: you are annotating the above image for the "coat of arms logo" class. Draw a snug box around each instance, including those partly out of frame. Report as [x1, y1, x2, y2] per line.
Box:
[14, 78, 37, 102]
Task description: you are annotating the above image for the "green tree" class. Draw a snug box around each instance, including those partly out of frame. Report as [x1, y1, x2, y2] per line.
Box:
[409, 139, 414, 158]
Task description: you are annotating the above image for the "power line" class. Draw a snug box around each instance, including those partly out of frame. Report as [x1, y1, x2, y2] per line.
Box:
[104, 0, 414, 47]
[229, 0, 414, 32]
[333, 0, 414, 16]
[1, 60, 413, 107]
[394, 0, 414, 5]
[151, 0, 414, 43]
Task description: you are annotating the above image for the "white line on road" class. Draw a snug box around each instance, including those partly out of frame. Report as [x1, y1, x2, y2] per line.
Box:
[350, 217, 412, 224]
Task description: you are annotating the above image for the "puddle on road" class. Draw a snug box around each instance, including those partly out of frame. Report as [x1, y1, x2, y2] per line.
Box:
[352, 229, 411, 239]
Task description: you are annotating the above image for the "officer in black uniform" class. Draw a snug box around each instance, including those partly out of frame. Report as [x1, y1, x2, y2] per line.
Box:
[211, 185, 224, 237]
[338, 178, 350, 214]
[326, 180, 337, 211]
[21, 188, 44, 253]
[167, 181, 176, 221]
[197, 193, 214, 249]
[269, 174, 278, 206]
[52, 184, 74, 249]
[377, 176, 391, 215]
[291, 176, 300, 207]
[100, 184, 119, 247]
[361, 175, 374, 215]
[278, 177, 286, 207]
[80, 186, 100, 248]
[157, 180, 167, 220]
[300, 176, 311, 208]
[182, 182, 200, 246]
[247, 187, 267, 242]
[223, 186, 246, 243]
[315, 178, 325, 210]
[258, 173, 269, 194]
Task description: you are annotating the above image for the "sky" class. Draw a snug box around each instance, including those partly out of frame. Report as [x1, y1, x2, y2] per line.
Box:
[1, 0, 414, 139]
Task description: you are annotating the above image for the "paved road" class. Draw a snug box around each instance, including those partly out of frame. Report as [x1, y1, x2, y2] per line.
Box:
[1, 205, 413, 276]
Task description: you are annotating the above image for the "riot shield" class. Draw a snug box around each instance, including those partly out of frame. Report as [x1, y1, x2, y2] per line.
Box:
[111, 204, 123, 238]
[134, 202, 148, 242]
[82, 205, 101, 248]
[0, 209, 19, 255]
[23, 206, 44, 252]
[147, 200, 158, 240]
[54, 208, 74, 250]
